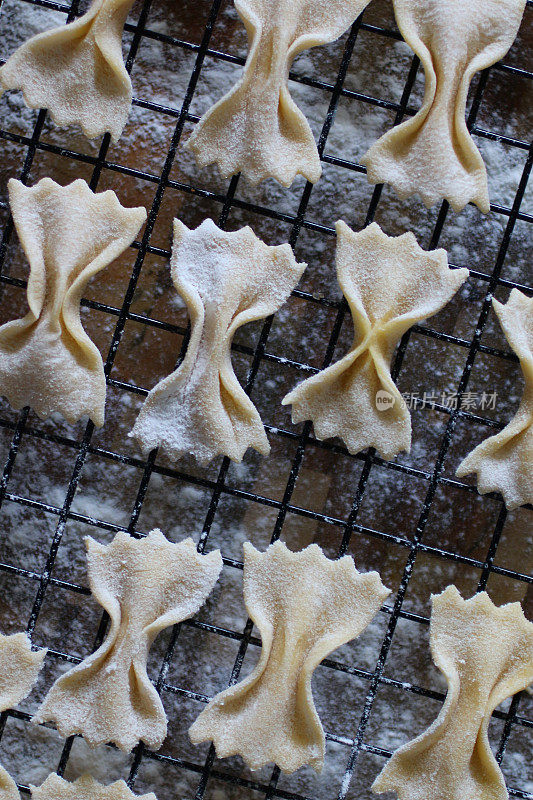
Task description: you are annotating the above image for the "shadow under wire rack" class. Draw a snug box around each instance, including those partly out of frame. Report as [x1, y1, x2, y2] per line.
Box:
[0, 0, 531, 798]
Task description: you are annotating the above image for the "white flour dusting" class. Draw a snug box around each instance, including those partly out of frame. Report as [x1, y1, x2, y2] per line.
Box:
[0, 0, 531, 797]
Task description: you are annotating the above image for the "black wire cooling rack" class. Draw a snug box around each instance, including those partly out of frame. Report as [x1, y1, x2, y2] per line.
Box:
[0, 0, 531, 797]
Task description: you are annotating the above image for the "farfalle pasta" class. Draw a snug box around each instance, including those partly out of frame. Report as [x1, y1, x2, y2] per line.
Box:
[131, 218, 306, 464]
[373, 586, 533, 800]
[0, 177, 146, 426]
[0, 631, 46, 710]
[0, 769, 18, 800]
[361, 0, 527, 212]
[187, 0, 371, 186]
[0, 631, 46, 800]
[33, 530, 222, 752]
[0, 0, 137, 140]
[189, 540, 390, 773]
[31, 774, 157, 800]
[283, 221, 468, 459]
[457, 289, 532, 508]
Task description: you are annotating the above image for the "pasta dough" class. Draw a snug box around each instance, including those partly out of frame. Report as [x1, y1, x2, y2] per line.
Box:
[0, 0, 137, 140]
[130, 218, 306, 464]
[0, 633, 46, 800]
[282, 221, 468, 459]
[189, 539, 390, 773]
[186, 0, 371, 186]
[0, 631, 46, 710]
[457, 289, 533, 508]
[33, 529, 222, 752]
[31, 774, 156, 800]
[0, 768, 19, 800]
[372, 585, 533, 800]
[0, 177, 146, 426]
[361, 0, 526, 213]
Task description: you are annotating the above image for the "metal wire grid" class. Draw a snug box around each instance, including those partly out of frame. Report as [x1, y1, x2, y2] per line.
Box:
[0, 0, 531, 797]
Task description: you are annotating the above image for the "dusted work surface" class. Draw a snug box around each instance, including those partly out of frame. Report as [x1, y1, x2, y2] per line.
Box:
[0, 0, 531, 798]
